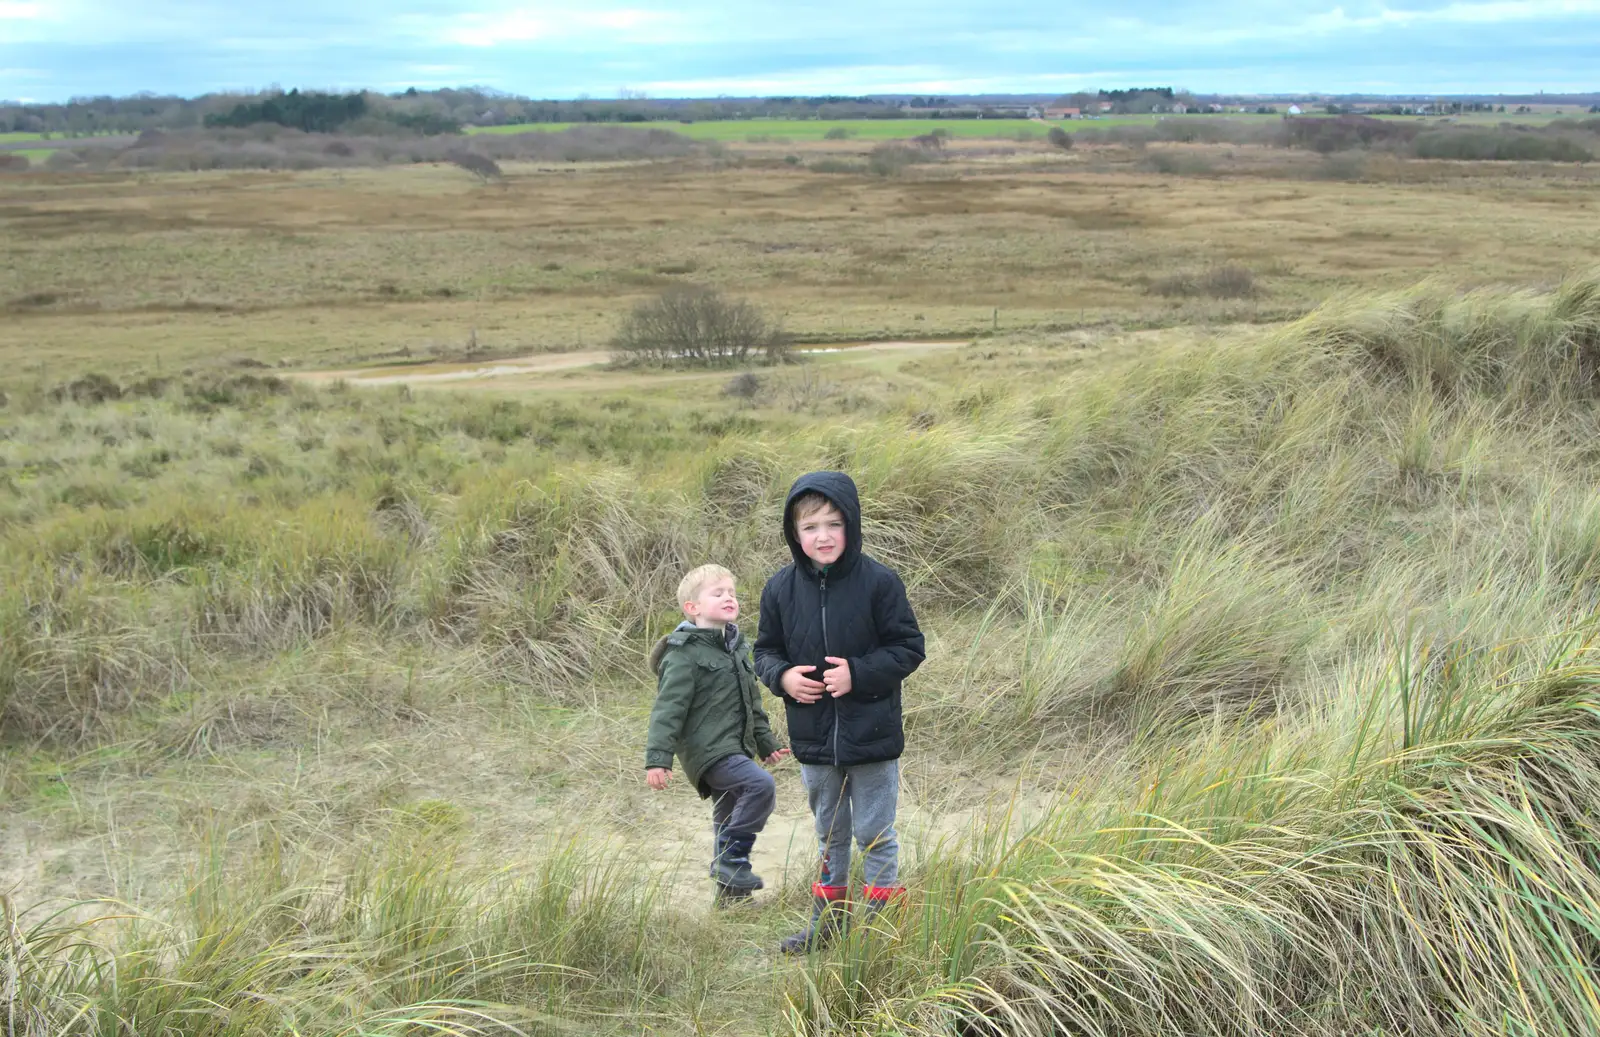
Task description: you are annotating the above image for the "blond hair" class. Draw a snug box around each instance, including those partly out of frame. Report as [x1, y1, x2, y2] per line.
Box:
[677, 563, 735, 609]
[789, 492, 838, 522]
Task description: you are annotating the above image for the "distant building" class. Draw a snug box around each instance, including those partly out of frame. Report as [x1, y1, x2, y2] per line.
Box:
[1286, 104, 1304, 115]
[1044, 107, 1081, 119]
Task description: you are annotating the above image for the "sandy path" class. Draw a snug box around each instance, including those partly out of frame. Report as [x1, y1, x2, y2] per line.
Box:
[293, 340, 966, 388]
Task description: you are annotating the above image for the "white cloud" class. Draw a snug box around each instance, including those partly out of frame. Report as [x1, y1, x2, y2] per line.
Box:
[441, 6, 667, 47]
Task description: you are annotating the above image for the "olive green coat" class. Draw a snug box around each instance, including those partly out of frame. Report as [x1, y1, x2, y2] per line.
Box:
[645, 623, 782, 797]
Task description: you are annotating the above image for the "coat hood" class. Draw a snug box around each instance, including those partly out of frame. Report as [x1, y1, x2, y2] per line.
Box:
[782, 471, 862, 578]
[648, 620, 741, 674]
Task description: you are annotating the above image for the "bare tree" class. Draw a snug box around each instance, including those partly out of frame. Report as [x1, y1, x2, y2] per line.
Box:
[612, 286, 789, 366]
[445, 149, 502, 182]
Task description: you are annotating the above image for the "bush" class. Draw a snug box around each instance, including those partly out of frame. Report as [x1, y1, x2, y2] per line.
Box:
[611, 286, 789, 366]
[1285, 114, 1417, 153]
[823, 126, 855, 140]
[1142, 150, 1215, 176]
[445, 149, 503, 181]
[809, 158, 866, 174]
[867, 143, 936, 177]
[723, 371, 763, 399]
[32, 126, 703, 175]
[0, 152, 28, 171]
[1150, 265, 1258, 299]
[1047, 126, 1073, 150]
[1414, 129, 1594, 162]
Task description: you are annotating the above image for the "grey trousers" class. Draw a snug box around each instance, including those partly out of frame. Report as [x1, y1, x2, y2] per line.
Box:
[702, 754, 776, 837]
[800, 759, 900, 891]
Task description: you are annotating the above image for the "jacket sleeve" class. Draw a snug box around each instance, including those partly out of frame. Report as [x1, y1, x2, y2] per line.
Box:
[644, 650, 694, 770]
[753, 579, 792, 696]
[751, 695, 783, 758]
[846, 569, 925, 702]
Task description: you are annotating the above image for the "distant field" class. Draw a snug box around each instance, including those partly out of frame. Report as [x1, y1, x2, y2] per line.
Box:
[466, 115, 1275, 141]
[464, 111, 1585, 141]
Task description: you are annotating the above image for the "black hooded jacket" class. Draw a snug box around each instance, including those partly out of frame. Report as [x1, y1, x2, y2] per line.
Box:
[754, 472, 925, 766]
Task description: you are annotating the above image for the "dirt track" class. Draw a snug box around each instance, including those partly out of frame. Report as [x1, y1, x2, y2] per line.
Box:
[293, 340, 966, 388]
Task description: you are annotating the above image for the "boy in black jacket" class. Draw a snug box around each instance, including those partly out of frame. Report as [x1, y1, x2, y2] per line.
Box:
[754, 471, 925, 953]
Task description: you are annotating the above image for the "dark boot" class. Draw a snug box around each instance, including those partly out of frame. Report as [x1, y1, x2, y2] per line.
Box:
[858, 886, 906, 931]
[711, 832, 762, 892]
[708, 822, 728, 880]
[778, 885, 849, 954]
[713, 883, 756, 908]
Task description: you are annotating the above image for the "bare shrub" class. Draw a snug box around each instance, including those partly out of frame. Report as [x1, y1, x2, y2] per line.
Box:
[446, 149, 503, 181]
[867, 143, 937, 177]
[779, 367, 838, 411]
[612, 286, 789, 366]
[0, 153, 28, 171]
[33, 125, 703, 175]
[50, 373, 124, 404]
[810, 158, 866, 174]
[723, 371, 763, 399]
[1142, 150, 1215, 176]
[1151, 265, 1259, 300]
[1047, 126, 1073, 150]
[823, 126, 855, 140]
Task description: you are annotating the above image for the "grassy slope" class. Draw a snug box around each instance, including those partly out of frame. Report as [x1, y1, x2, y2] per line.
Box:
[8, 276, 1600, 1033]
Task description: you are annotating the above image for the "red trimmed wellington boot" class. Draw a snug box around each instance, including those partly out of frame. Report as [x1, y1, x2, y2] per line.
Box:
[778, 883, 850, 954]
[859, 885, 906, 929]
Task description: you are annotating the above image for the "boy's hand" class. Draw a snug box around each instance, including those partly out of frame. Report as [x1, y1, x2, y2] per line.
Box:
[763, 748, 791, 766]
[823, 657, 853, 697]
[781, 666, 827, 704]
[646, 767, 671, 791]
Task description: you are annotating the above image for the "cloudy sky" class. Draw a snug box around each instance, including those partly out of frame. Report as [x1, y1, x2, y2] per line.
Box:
[2, 0, 1598, 101]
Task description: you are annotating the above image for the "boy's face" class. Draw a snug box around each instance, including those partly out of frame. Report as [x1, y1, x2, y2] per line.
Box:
[795, 502, 846, 568]
[685, 577, 739, 627]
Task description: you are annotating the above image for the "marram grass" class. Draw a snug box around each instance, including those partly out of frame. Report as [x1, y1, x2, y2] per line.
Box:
[8, 275, 1600, 1033]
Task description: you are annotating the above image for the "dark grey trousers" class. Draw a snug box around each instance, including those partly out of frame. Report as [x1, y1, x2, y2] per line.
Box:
[702, 754, 776, 837]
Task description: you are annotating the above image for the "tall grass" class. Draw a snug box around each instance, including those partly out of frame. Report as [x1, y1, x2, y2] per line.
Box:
[9, 274, 1600, 1032]
[3, 835, 749, 1035]
[796, 649, 1600, 1036]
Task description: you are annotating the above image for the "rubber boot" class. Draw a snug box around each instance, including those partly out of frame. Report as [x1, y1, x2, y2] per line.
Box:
[713, 884, 756, 908]
[708, 822, 729, 880]
[858, 886, 906, 931]
[711, 832, 763, 893]
[778, 884, 849, 954]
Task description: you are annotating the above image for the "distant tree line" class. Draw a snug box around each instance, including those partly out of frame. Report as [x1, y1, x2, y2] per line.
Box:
[5, 86, 1600, 137]
[205, 89, 372, 133]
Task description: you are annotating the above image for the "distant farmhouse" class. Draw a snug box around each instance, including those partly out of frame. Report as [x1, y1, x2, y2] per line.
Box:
[1043, 106, 1082, 119]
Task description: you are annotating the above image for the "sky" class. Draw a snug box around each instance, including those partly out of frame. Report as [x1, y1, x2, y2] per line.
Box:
[2, 0, 1598, 102]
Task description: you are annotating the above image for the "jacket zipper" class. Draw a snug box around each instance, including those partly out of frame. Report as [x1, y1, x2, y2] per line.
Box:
[821, 570, 837, 766]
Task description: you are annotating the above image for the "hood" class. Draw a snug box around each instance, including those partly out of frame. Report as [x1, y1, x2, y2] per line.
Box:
[782, 471, 862, 578]
[648, 620, 741, 673]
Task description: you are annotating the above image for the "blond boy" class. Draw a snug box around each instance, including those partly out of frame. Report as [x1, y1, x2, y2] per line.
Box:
[645, 564, 790, 901]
